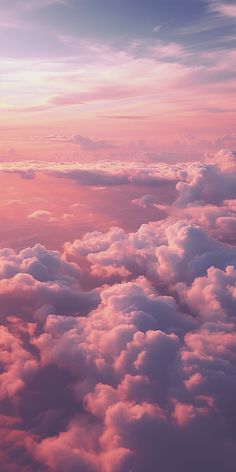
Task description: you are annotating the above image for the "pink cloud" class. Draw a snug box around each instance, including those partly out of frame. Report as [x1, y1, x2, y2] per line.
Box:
[0, 156, 236, 470]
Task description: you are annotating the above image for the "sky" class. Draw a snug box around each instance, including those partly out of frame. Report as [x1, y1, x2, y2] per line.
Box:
[1, 3, 236, 472]
[1, 0, 236, 161]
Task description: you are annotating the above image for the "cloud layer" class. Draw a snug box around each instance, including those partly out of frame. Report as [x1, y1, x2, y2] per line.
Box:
[0, 151, 236, 471]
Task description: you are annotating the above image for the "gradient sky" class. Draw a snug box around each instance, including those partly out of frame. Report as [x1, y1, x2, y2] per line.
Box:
[1, 0, 236, 161]
[1, 4, 236, 470]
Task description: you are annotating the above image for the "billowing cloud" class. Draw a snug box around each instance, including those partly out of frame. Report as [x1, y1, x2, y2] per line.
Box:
[0, 244, 99, 320]
[64, 217, 236, 286]
[1, 152, 236, 471]
[176, 151, 236, 206]
[0, 152, 235, 199]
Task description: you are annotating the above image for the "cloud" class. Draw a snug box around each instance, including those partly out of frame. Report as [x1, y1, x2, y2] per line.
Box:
[0, 152, 236, 470]
[64, 215, 236, 286]
[215, 134, 236, 148]
[132, 194, 159, 209]
[31, 284, 236, 471]
[66, 135, 115, 150]
[27, 210, 74, 223]
[177, 202, 236, 243]
[27, 210, 54, 222]
[0, 325, 38, 400]
[155, 220, 236, 283]
[176, 264, 236, 321]
[49, 85, 142, 108]
[152, 24, 162, 33]
[209, 1, 236, 18]
[16, 0, 72, 10]
[98, 115, 149, 121]
[0, 160, 180, 187]
[0, 243, 100, 321]
[176, 151, 236, 205]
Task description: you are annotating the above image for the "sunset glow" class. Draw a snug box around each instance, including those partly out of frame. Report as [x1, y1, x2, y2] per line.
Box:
[1, 1, 236, 471]
[0, 0, 235, 161]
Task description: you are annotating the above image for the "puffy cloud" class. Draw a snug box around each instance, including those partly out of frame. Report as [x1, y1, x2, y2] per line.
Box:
[0, 160, 180, 187]
[176, 160, 236, 206]
[65, 227, 127, 258]
[176, 265, 236, 321]
[178, 203, 236, 243]
[0, 244, 99, 321]
[0, 326, 38, 400]
[64, 221, 164, 284]
[0, 243, 80, 281]
[35, 419, 98, 472]
[65, 218, 236, 286]
[155, 220, 236, 283]
[1, 152, 236, 470]
[0, 272, 99, 321]
[0, 416, 36, 472]
[132, 194, 160, 209]
[0, 155, 235, 201]
[29, 264, 236, 470]
[33, 277, 188, 387]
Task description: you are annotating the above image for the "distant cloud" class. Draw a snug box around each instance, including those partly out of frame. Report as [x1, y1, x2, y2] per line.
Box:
[18, 0, 73, 10]
[152, 24, 162, 33]
[27, 210, 54, 222]
[215, 134, 236, 147]
[209, 1, 236, 18]
[46, 134, 115, 150]
[98, 115, 149, 121]
[132, 194, 159, 209]
[69, 135, 115, 150]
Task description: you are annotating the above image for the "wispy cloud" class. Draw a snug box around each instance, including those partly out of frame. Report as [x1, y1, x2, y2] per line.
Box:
[46, 134, 115, 150]
[16, 0, 73, 10]
[0, 0, 73, 29]
[178, 1, 236, 36]
[209, 1, 236, 18]
[0, 0, 74, 30]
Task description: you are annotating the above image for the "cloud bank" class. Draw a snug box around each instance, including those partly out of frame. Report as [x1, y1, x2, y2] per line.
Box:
[1, 150, 236, 471]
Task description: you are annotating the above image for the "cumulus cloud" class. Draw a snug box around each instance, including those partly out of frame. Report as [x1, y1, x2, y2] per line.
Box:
[0, 244, 99, 321]
[0, 325, 38, 400]
[177, 202, 236, 243]
[1, 151, 236, 470]
[0, 151, 235, 202]
[176, 153, 236, 206]
[176, 264, 236, 321]
[155, 220, 236, 283]
[132, 194, 159, 209]
[64, 217, 236, 286]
